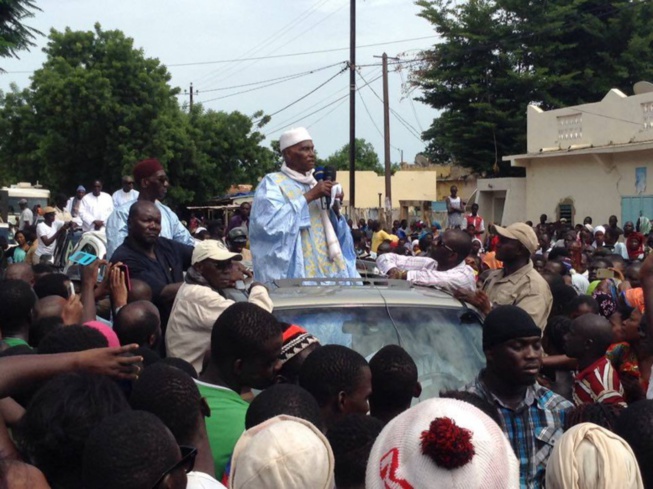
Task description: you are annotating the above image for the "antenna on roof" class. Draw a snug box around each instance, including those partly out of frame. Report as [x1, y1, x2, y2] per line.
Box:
[633, 81, 653, 95]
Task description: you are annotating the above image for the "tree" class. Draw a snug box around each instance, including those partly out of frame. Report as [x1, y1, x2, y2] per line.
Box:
[413, 0, 653, 175]
[174, 104, 276, 203]
[0, 0, 41, 66]
[324, 138, 392, 175]
[0, 25, 276, 205]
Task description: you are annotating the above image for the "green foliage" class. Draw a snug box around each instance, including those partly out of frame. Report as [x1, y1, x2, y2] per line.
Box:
[324, 138, 393, 175]
[0, 0, 41, 65]
[414, 0, 653, 175]
[0, 25, 274, 205]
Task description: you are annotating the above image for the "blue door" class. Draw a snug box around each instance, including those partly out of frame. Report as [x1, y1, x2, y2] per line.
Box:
[622, 196, 653, 225]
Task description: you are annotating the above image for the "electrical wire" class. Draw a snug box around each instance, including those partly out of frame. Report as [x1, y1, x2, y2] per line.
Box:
[193, 0, 333, 85]
[251, 65, 348, 122]
[357, 70, 423, 142]
[264, 72, 384, 136]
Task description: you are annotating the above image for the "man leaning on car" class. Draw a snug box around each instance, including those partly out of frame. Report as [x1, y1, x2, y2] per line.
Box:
[378, 229, 476, 293]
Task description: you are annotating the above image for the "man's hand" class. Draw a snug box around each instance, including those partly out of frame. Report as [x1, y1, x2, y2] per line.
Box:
[454, 288, 492, 315]
[61, 294, 84, 326]
[304, 181, 334, 203]
[81, 259, 106, 286]
[387, 268, 406, 280]
[230, 262, 252, 286]
[109, 264, 128, 311]
[76, 344, 143, 380]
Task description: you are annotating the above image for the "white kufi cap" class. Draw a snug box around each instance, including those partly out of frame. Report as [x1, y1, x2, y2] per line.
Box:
[279, 127, 312, 151]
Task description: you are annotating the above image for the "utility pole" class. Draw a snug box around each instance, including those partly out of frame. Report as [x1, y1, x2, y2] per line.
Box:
[184, 83, 198, 110]
[374, 52, 399, 226]
[348, 0, 356, 218]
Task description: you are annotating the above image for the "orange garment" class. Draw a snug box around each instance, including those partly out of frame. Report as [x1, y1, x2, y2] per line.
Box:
[625, 288, 645, 313]
[482, 251, 503, 270]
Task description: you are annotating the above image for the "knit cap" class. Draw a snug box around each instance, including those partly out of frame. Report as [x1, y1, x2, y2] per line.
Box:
[366, 398, 519, 489]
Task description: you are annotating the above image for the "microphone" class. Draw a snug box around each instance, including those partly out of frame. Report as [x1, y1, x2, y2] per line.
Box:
[314, 166, 335, 209]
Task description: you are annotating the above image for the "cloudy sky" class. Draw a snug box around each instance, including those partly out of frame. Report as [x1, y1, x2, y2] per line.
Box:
[0, 0, 440, 163]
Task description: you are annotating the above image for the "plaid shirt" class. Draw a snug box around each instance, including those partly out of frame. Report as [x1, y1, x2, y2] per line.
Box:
[463, 372, 572, 489]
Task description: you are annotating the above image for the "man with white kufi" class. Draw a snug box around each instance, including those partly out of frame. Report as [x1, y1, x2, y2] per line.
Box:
[249, 127, 359, 283]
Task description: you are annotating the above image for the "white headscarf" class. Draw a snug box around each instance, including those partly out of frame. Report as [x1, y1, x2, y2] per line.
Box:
[546, 423, 644, 489]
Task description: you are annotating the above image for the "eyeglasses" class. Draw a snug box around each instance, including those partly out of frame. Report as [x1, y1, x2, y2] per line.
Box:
[434, 237, 455, 254]
[151, 445, 197, 489]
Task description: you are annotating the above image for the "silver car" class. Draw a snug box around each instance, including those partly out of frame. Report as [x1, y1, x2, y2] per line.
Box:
[269, 278, 484, 400]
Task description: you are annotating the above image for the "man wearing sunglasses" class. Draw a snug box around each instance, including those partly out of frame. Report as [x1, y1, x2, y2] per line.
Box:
[376, 229, 476, 293]
[106, 158, 195, 259]
[166, 239, 273, 374]
[112, 175, 139, 207]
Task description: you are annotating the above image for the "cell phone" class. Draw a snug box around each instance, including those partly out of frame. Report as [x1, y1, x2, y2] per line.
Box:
[118, 264, 132, 291]
[596, 268, 615, 279]
[69, 251, 98, 266]
[67, 281, 76, 298]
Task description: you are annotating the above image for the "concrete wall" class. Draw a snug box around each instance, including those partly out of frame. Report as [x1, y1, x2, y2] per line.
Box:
[337, 170, 437, 209]
[527, 89, 653, 153]
[520, 151, 652, 226]
[476, 178, 527, 225]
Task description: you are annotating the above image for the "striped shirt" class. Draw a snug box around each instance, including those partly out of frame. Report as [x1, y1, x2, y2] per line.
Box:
[573, 356, 626, 407]
[463, 373, 572, 489]
[376, 254, 476, 292]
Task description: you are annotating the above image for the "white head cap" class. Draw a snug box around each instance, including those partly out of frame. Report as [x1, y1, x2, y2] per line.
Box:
[366, 398, 520, 489]
[229, 415, 334, 489]
[279, 127, 312, 152]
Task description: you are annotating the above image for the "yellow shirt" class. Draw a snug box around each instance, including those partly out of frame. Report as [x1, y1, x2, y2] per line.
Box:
[371, 230, 399, 253]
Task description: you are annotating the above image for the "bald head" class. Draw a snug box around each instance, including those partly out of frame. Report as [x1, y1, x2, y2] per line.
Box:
[566, 313, 614, 361]
[127, 279, 153, 303]
[444, 229, 472, 259]
[34, 296, 67, 321]
[128, 200, 160, 221]
[6, 263, 35, 286]
[113, 301, 161, 348]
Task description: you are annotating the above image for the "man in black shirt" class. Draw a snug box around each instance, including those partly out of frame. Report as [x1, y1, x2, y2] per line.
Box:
[111, 201, 192, 332]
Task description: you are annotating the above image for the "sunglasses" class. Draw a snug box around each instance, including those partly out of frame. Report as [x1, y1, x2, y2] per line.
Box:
[151, 445, 197, 489]
[434, 236, 455, 254]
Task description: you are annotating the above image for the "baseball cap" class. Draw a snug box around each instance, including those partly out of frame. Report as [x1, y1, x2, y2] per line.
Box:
[494, 222, 539, 253]
[228, 227, 248, 243]
[18, 198, 27, 204]
[191, 239, 241, 265]
[43, 206, 57, 214]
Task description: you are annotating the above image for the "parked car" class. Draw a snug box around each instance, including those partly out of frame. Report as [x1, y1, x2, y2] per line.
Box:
[268, 278, 484, 400]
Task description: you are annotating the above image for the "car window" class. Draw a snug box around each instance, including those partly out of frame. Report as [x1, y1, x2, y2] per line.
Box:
[274, 307, 397, 353]
[386, 306, 484, 399]
[273, 305, 483, 400]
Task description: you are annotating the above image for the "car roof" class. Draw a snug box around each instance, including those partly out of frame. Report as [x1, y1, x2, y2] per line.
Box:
[268, 278, 470, 309]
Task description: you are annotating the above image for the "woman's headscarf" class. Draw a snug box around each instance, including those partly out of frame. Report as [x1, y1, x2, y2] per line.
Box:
[546, 422, 644, 489]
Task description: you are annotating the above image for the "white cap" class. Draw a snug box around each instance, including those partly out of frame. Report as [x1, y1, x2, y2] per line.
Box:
[191, 239, 241, 265]
[279, 127, 312, 152]
[366, 398, 520, 489]
[230, 415, 334, 489]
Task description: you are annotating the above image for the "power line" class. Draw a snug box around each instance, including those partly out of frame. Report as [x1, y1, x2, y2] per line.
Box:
[357, 70, 423, 142]
[264, 72, 384, 136]
[163, 35, 439, 68]
[198, 0, 347, 88]
[306, 96, 349, 129]
[253, 65, 348, 122]
[193, 0, 333, 85]
[398, 68, 424, 133]
[194, 62, 347, 104]
[195, 62, 344, 93]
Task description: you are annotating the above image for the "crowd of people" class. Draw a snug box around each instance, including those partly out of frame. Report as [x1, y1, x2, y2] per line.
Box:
[1, 127, 653, 488]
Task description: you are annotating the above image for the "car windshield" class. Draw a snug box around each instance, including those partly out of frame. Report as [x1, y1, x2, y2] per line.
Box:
[273, 305, 484, 400]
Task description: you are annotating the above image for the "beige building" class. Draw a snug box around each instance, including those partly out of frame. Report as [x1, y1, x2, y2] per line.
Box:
[504, 87, 653, 226]
[337, 169, 438, 222]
